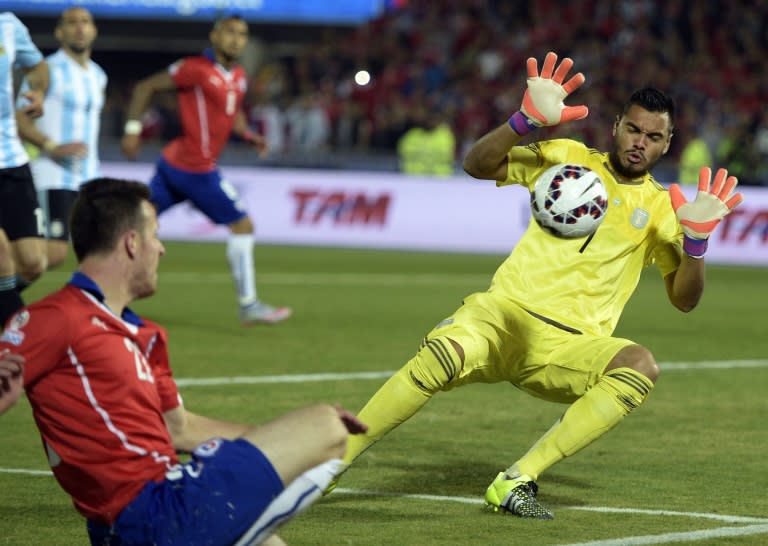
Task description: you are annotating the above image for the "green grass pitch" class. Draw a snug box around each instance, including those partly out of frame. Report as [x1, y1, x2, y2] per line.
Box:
[2, 242, 767, 545]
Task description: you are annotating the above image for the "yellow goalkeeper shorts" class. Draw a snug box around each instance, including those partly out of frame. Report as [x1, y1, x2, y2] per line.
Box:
[424, 291, 635, 404]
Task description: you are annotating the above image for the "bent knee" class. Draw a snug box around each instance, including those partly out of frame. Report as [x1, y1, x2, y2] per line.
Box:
[313, 404, 349, 458]
[46, 243, 68, 270]
[606, 345, 660, 384]
[229, 215, 254, 234]
[408, 336, 464, 393]
[16, 256, 47, 281]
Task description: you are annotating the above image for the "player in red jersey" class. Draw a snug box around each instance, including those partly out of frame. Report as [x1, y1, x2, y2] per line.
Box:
[120, 14, 290, 326]
[0, 178, 367, 545]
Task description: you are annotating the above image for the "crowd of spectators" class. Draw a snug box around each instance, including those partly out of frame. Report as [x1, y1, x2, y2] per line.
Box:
[117, 0, 768, 184]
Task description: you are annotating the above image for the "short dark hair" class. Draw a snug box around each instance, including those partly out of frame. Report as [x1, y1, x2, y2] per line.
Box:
[621, 87, 675, 130]
[212, 13, 246, 30]
[70, 178, 151, 262]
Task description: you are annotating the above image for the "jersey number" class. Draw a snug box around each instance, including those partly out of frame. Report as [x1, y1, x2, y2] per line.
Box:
[34, 207, 45, 237]
[124, 337, 154, 383]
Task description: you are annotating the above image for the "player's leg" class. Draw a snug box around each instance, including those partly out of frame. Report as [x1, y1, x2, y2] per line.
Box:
[180, 167, 290, 325]
[488, 333, 656, 518]
[87, 438, 285, 546]
[0, 228, 23, 326]
[340, 292, 521, 475]
[226, 214, 274, 322]
[341, 336, 464, 467]
[37, 189, 78, 269]
[508, 341, 656, 481]
[88, 405, 349, 546]
[226, 210, 291, 326]
[3, 165, 46, 286]
[10, 238, 46, 283]
[147, 159, 187, 216]
[233, 404, 355, 545]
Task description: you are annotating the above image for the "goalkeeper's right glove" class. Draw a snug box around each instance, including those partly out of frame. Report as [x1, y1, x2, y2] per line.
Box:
[668, 166, 743, 258]
[508, 51, 589, 136]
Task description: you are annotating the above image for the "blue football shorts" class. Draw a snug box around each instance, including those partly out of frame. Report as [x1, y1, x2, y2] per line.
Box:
[86, 438, 284, 546]
[149, 158, 247, 225]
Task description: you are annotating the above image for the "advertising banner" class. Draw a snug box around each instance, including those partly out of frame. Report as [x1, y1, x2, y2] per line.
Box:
[101, 162, 768, 265]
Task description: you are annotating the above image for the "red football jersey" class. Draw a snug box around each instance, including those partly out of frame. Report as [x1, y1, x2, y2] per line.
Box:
[162, 52, 247, 172]
[0, 282, 181, 524]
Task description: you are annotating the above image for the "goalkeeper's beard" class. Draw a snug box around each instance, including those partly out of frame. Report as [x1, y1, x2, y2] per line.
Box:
[608, 150, 648, 179]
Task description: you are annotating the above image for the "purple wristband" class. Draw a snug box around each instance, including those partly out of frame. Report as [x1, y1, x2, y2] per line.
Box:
[683, 234, 708, 258]
[508, 111, 538, 136]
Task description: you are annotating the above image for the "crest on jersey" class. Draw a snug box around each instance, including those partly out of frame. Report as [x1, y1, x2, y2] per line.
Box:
[9, 310, 29, 330]
[630, 208, 650, 229]
[193, 437, 223, 458]
[0, 311, 29, 345]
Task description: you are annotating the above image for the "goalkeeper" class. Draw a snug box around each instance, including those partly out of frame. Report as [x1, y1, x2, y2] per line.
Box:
[331, 51, 742, 519]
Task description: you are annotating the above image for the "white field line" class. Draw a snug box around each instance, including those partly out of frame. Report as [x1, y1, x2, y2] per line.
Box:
[175, 371, 394, 387]
[1, 472, 764, 529]
[173, 359, 768, 388]
[0, 468, 52, 476]
[331, 488, 768, 524]
[557, 524, 768, 546]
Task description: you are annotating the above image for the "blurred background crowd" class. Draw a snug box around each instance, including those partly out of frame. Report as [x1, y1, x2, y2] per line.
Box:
[22, 0, 768, 183]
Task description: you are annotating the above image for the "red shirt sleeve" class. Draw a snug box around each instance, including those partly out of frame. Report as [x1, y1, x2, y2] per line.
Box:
[168, 57, 201, 89]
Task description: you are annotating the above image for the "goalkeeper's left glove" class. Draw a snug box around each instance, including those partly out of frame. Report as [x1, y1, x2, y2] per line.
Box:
[668, 166, 743, 258]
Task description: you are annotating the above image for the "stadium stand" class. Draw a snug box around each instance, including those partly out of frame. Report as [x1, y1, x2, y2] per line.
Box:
[20, 0, 768, 184]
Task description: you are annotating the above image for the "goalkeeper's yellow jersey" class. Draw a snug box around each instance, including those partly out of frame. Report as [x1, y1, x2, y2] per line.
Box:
[490, 138, 683, 337]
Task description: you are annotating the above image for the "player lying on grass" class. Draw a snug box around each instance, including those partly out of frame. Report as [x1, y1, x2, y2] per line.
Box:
[328, 51, 743, 519]
[0, 178, 367, 545]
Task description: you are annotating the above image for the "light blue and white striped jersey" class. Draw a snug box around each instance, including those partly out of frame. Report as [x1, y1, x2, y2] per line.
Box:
[19, 49, 107, 190]
[0, 12, 43, 169]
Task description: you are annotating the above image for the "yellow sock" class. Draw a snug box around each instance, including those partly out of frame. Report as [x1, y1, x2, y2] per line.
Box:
[508, 367, 654, 481]
[344, 366, 432, 464]
[345, 336, 462, 465]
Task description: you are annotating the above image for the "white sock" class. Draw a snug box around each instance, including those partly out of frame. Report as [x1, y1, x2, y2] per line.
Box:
[234, 459, 345, 546]
[226, 234, 257, 306]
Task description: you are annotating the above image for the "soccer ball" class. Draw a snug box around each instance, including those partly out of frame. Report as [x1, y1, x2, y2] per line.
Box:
[530, 163, 609, 238]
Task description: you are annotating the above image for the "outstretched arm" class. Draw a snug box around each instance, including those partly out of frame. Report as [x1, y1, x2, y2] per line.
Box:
[233, 110, 268, 157]
[463, 51, 588, 181]
[665, 167, 743, 312]
[664, 256, 705, 312]
[120, 70, 176, 159]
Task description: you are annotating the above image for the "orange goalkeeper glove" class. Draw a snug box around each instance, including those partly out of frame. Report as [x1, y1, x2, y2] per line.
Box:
[668, 167, 743, 258]
[508, 51, 589, 136]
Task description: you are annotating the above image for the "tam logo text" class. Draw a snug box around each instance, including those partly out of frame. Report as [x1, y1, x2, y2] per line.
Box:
[292, 189, 392, 226]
